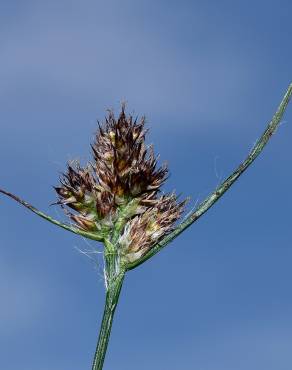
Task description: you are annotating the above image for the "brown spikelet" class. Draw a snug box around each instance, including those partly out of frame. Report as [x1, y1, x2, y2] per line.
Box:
[92, 106, 168, 203]
[118, 194, 187, 262]
[55, 106, 187, 260]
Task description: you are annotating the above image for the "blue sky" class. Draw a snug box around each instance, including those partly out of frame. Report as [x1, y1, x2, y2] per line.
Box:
[0, 0, 292, 369]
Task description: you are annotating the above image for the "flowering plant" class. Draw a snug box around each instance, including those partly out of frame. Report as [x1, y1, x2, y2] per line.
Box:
[1, 84, 291, 370]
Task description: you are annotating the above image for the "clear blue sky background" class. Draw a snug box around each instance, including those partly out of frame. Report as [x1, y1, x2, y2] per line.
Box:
[1, 1, 292, 369]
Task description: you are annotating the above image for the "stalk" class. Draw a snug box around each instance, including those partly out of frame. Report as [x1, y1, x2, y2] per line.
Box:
[92, 271, 125, 370]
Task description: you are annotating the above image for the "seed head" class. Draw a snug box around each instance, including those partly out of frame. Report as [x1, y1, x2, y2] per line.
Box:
[55, 106, 187, 263]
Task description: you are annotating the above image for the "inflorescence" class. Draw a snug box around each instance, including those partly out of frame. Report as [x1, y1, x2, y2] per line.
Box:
[55, 106, 186, 263]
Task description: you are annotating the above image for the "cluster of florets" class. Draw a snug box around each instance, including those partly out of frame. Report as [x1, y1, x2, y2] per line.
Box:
[55, 106, 186, 262]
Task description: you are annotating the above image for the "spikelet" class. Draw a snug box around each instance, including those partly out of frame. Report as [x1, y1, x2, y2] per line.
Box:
[55, 106, 187, 262]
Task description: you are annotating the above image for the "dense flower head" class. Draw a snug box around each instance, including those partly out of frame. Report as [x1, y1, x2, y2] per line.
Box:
[55, 106, 186, 262]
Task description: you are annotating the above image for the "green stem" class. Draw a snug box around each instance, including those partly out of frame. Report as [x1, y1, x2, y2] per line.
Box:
[92, 271, 125, 370]
[127, 83, 292, 270]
